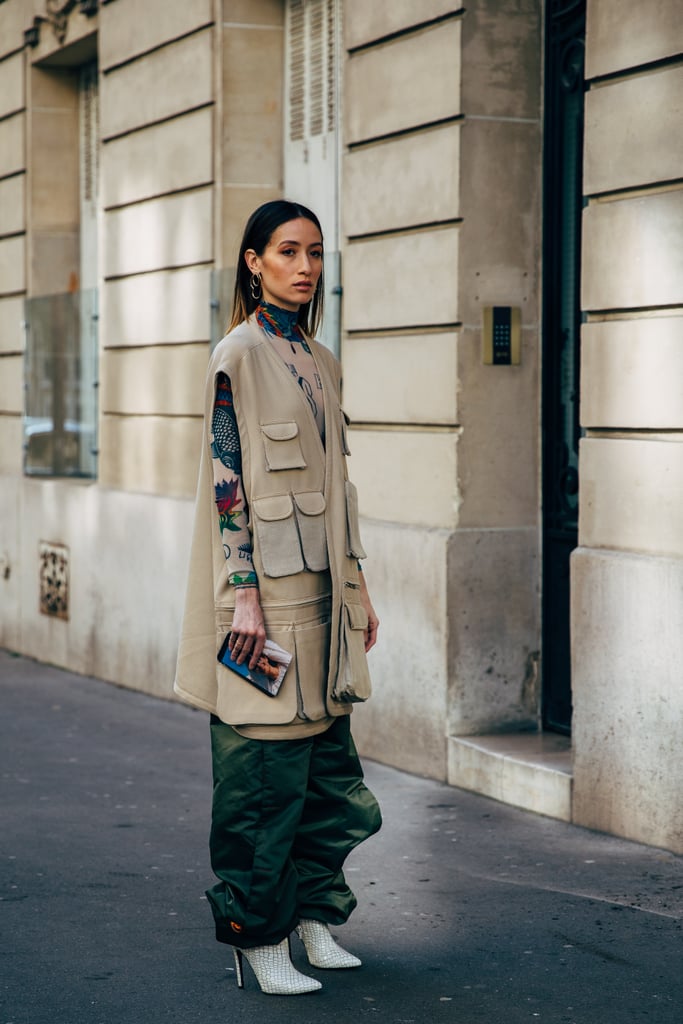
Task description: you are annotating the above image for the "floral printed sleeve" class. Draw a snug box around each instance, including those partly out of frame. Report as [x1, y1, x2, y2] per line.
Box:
[211, 372, 258, 588]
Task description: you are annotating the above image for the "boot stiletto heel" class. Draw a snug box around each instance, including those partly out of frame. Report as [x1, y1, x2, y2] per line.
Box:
[233, 948, 244, 988]
[232, 938, 322, 995]
[297, 918, 362, 969]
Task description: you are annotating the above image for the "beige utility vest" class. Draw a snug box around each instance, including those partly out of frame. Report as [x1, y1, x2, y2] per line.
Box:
[174, 317, 371, 727]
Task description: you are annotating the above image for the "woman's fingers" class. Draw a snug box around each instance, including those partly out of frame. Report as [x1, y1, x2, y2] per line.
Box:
[364, 613, 379, 652]
[230, 588, 266, 664]
[230, 625, 266, 666]
[247, 632, 267, 671]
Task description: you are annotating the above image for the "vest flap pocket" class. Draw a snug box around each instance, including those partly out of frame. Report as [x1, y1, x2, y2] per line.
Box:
[293, 491, 326, 516]
[346, 601, 369, 631]
[252, 494, 304, 577]
[261, 421, 306, 471]
[293, 491, 328, 572]
[262, 421, 298, 442]
[252, 493, 294, 522]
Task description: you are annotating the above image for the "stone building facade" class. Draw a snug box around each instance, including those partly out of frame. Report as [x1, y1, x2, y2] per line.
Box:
[0, 0, 681, 852]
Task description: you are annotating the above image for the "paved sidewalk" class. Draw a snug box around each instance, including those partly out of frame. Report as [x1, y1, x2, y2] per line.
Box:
[1, 650, 681, 1024]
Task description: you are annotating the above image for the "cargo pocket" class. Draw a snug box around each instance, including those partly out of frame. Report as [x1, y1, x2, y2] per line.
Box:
[293, 613, 331, 720]
[252, 494, 304, 577]
[333, 583, 371, 703]
[344, 479, 367, 559]
[261, 421, 306, 471]
[293, 491, 329, 571]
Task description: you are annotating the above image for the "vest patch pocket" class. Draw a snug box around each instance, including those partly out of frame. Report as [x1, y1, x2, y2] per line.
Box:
[293, 491, 329, 572]
[261, 421, 307, 471]
[344, 480, 368, 559]
[252, 494, 304, 577]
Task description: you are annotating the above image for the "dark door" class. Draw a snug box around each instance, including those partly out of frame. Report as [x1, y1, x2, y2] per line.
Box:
[541, 0, 586, 734]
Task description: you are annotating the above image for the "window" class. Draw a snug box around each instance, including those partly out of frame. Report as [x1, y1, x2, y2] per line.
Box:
[23, 58, 99, 478]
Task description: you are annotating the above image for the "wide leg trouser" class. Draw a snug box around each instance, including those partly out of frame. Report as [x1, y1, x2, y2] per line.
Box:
[206, 714, 382, 949]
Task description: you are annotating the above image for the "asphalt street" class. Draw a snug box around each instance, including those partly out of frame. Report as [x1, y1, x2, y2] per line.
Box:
[1, 649, 682, 1024]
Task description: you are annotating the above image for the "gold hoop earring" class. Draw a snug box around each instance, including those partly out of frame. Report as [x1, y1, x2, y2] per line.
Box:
[250, 273, 262, 301]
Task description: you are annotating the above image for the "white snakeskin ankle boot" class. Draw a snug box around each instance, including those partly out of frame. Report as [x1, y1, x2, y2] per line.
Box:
[296, 919, 362, 969]
[233, 938, 322, 995]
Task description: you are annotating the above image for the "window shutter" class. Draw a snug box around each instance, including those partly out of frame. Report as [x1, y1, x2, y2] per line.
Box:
[79, 62, 98, 205]
[79, 61, 99, 290]
[287, 0, 338, 144]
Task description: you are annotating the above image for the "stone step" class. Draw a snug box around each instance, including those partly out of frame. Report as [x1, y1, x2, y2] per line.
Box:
[447, 731, 573, 822]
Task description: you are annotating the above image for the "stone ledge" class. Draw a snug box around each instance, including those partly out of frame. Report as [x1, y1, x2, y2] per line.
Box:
[447, 732, 572, 822]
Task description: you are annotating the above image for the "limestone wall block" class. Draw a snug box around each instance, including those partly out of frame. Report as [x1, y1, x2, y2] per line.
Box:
[0, 352, 22, 413]
[579, 437, 683, 558]
[571, 547, 683, 853]
[101, 28, 213, 139]
[582, 191, 683, 311]
[0, 50, 23, 118]
[0, 1, 42, 61]
[586, 0, 683, 80]
[0, 174, 24, 237]
[457, 328, 539, 529]
[0, 417, 22, 474]
[101, 266, 211, 347]
[584, 67, 683, 195]
[0, 235, 25, 294]
[29, 64, 79, 108]
[219, 184, 280, 270]
[3, 478, 195, 698]
[0, 296, 24, 354]
[28, 109, 79, 231]
[345, 19, 461, 144]
[343, 125, 460, 236]
[0, 112, 25, 179]
[104, 188, 213, 279]
[0, 473, 20, 650]
[29, 232, 78, 296]
[461, 0, 541, 119]
[100, 0, 213, 69]
[348, 517, 452, 780]
[99, 414, 202, 498]
[458, 118, 541, 325]
[446, 526, 540, 734]
[102, 108, 213, 208]
[222, 25, 283, 185]
[101, 343, 207, 417]
[581, 318, 683, 429]
[347, 427, 459, 529]
[343, 226, 459, 332]
[344, 0, 457, 50]
[342, 331, 458, 426]
[222, 0, 283, 26]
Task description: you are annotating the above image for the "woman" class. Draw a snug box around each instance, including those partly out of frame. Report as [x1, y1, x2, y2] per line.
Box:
[175, 200, 381, 995]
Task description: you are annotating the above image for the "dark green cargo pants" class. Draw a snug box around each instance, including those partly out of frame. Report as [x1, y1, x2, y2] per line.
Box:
[206, 714, 382, 949]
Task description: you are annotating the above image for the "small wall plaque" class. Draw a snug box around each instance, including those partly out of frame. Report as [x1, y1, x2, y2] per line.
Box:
[39, 541, 69, 620]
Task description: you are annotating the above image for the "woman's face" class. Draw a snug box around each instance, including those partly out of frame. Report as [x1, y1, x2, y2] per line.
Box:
[246, 217, 323, 312]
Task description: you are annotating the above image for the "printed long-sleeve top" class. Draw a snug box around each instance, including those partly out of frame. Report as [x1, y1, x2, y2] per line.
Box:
[210, 301, 326, 588]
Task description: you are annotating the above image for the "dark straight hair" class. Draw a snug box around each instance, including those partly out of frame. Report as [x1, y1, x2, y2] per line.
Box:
[228, 200, 325, 337]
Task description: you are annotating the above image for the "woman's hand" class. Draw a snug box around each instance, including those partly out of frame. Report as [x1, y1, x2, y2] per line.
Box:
[358, 572, 379, 653]
[229, 588, 267, 669]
